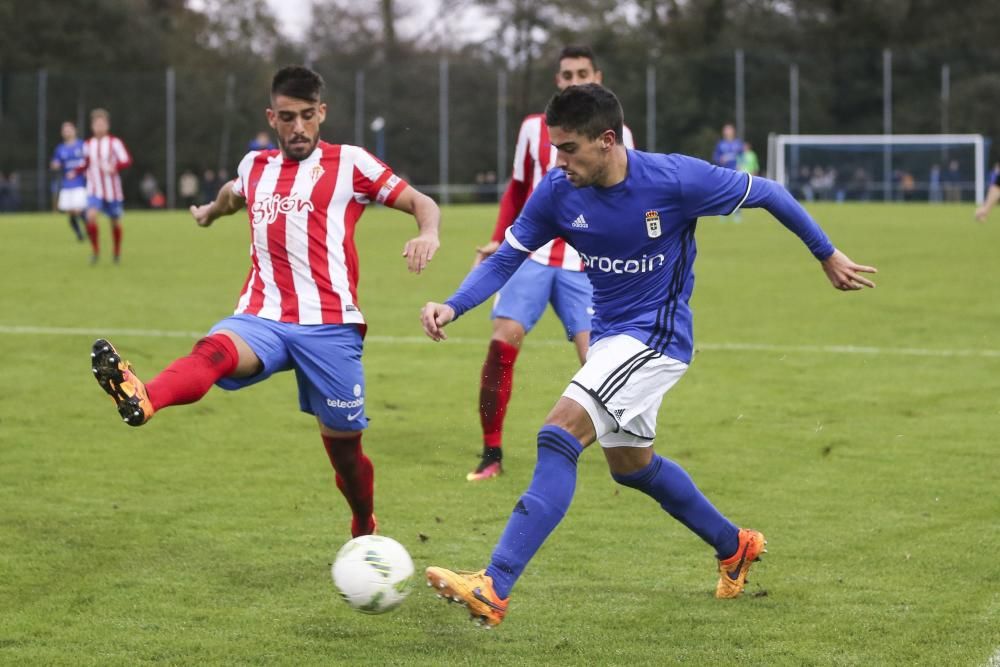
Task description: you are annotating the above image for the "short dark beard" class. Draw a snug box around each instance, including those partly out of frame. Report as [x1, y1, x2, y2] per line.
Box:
[281, 134, 318, 161]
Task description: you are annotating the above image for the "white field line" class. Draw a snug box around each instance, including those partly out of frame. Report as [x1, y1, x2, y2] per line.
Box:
[984, 647, 1000, 667]
[1, 324, 999, 359]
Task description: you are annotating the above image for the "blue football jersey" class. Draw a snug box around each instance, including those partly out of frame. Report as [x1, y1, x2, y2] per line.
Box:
[52, 140, 87, 189]
[505, 151, 819, 363]
[712, 139, 744, 170]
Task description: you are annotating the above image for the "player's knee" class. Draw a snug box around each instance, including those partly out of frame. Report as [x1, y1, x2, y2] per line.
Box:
[606, 446, 655, 482]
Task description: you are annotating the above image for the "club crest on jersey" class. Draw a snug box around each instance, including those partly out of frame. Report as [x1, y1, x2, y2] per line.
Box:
[310, 163, 325, 184]
[251, 193, 314, 226]
[645, 210, 662, 238]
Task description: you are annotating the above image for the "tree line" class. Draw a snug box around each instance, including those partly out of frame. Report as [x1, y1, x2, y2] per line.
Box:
[2, 0, 999, 205]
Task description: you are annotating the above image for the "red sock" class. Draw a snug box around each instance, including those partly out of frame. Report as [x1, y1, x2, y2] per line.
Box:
[111, 223, 122, 258]
[322, 434, 375, 537]
[479, 339, 519, 448]
[145, 334, 239, 411]
[86, 221, 99, 255]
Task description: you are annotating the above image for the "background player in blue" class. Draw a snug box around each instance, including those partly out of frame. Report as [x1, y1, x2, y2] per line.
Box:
[50, 121, 87, 241]
[712, 122, 744, 170]
[712, 122, 745, 222]
[420, 84, 877, 627]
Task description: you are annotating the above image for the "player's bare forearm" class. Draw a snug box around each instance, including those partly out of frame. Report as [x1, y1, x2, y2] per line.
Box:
[191, 180, 244, 228]
[392, 186, 440, 274]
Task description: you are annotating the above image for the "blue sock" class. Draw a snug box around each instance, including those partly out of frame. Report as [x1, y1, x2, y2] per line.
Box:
[613, 455, 740, 559]
[485, 425, 583, 599]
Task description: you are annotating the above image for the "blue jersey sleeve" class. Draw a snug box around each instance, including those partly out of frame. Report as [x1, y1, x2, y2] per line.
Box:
[443, 242, 529, 319]
[504, 173, 560, 253]
[676, 155, 752, 219]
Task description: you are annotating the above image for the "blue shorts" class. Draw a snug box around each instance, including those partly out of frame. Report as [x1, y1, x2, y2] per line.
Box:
[87, 196, 124, 219]
[491, 260, 593, 339]
[209, 314, 368, 432]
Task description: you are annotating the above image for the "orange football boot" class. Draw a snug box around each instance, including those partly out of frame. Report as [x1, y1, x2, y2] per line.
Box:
[715, 528, 767, 599]
[91, 339, 155, 427]
[426, 567, 509, 628]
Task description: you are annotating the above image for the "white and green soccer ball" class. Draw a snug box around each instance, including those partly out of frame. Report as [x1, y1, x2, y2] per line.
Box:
[331, 535, 414, 614]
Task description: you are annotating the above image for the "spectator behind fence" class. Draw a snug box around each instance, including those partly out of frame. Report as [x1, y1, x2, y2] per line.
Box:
[140, 172, 160, 208]
[201, 169, 220, 203]
[942, 159, 961, 202]
[928, 164, 942, 202]
[179, 170, 199, 208]
[1, 172, 22, 212]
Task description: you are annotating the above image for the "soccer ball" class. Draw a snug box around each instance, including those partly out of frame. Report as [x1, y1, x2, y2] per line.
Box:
[331, 535, 414, 614]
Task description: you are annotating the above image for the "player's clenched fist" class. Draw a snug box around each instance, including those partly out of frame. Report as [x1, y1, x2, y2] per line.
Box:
[421, 302, 455, 341]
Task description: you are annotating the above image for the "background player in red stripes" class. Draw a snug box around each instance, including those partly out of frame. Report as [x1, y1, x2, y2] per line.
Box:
[90, 66, 441, 539]
[467, 45, 635, 481]
[83, 109, 132, 264]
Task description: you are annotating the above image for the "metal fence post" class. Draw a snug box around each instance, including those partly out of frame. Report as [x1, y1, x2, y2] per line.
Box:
[882, 48, 892, 201]
[36, 69, 48, 212]
[354, 70, 365, 146]
[645, 63, 656, 152]
[439, 57, 449, 205]
[734, 49, 745, 140]
[219, 72, 235, 173]
[166, 67, 176, 209]
[496, 69, 508, 192]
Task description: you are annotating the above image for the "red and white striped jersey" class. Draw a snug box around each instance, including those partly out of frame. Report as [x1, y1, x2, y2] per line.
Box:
[230, 141, 408, 326]
[512, 114, 634, 271]
[84, 135, 132, 202]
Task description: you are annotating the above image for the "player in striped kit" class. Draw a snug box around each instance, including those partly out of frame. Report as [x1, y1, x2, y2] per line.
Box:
[90, 66, 441, 538]
[83, 108, 132, 263]
[467, 45, 635, 481]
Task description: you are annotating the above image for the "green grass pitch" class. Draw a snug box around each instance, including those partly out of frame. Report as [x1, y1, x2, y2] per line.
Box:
[1, 202, 999, 665]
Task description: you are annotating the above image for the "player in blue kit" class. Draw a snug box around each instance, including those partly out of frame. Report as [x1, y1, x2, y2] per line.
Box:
[50, 121, 88, 241]
[420, 84, 877, 627]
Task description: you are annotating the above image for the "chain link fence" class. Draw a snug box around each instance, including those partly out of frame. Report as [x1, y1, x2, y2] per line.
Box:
[1, 49, 996, 212]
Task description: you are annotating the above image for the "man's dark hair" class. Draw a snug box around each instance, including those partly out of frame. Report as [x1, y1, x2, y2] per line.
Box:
[271, 66, 324, 102]
[558, 45, 598, 70]
[545, 84, 624, 143]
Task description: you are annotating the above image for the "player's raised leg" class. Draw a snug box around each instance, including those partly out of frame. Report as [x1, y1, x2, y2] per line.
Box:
[90, 325, 260, 426]
[427, 395, 595, 626]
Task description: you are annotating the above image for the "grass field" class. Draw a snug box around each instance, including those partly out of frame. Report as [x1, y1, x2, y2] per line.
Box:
[1, 203, 999, 666]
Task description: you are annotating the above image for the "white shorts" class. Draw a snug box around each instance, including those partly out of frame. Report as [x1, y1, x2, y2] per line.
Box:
[562, 334, 688, 448]
[57, 187, 87, 212]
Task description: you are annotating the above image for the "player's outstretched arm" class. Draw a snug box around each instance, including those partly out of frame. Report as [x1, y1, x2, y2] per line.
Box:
[389, 186, 440, 274]
[190, 180, 245, 228]
[975, 184, 1000, 222]
[738, 175, 877, 290]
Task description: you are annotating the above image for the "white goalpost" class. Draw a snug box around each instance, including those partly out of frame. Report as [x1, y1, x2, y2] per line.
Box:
[767, 134, 987, 205]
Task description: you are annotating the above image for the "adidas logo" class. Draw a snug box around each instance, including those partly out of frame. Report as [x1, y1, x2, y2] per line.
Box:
[613, 408, 626, 420]
[571, 214, 588, 229]
[513, 499, 529, 515]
